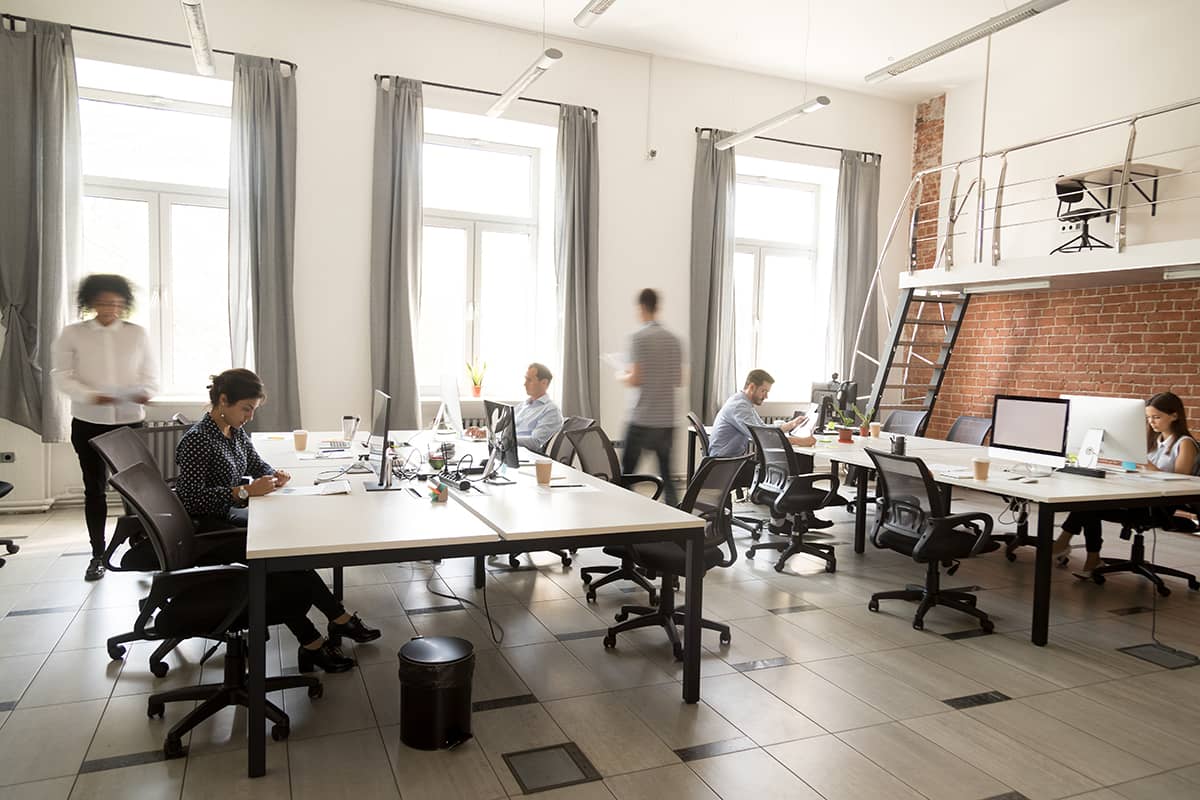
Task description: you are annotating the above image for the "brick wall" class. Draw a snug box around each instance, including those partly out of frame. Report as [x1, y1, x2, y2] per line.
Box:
[911, 95, 945, 271]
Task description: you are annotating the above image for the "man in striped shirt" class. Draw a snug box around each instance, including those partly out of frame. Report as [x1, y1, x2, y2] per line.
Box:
[619, 289, 683, 506]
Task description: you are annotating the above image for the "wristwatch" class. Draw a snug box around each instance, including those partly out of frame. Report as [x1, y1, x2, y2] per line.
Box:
[236, 485, 250, 505]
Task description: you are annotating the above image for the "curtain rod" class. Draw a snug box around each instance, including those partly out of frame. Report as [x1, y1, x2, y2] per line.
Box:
[374, 74, 598, 116]
[1, 14, 298, 71]
[695, 127, 878, 159]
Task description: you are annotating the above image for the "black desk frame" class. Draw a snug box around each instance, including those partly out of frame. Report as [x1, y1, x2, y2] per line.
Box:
[1077, 168, 1166, 222]
[246, 526, 706, 777]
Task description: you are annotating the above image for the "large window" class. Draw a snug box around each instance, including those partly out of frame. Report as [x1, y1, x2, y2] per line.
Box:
[418, 109, 557, 400]
[77, 59, 233, 396]
[733, 155, 838, 400]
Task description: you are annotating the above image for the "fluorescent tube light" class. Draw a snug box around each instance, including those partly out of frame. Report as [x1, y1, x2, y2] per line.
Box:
[714, 96, 830, 151]
[963, 280, 1051, 294]
[574, 0, 619, 28]
[1163, 267, 1200, 281]
[486, 48, 563, 119]
[179, 0, 215, 77]
[864, 0, 1069, 84]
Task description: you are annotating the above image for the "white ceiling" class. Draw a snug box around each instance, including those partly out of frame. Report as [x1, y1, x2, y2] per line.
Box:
[373, 0, 1137, 102]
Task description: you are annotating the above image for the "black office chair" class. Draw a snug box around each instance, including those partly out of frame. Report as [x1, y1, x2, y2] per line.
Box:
[865, 450, 997, 632]
[686, 411, 763, 539]
[945, 415, 992, 445]
[108, 462, 322, 758]
[745, 425, 839, 573]
[566, 426, 662, 603]
[602, 454, 752, 659]
[0, 482, 18, 568]
[882, 410, 929, 437]
[1050, 178, 1111, 254]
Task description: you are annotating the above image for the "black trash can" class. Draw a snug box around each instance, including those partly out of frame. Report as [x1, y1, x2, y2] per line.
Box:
[397, 635, 475, 750]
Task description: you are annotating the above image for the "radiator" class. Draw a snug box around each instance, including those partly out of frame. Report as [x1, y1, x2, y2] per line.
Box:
[138, 421, 191, 481]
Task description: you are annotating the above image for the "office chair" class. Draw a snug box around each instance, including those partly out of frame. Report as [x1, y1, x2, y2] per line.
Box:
[602, 454, 753, 659]
[686, 411, 764, 539]
[0, 482, 18, 568]
[945, 415, 992, 446]
[503, 416, 595, 569]
[566, 426, 662, 603]
[108, 462, 322, 758]
[845, 409, 931, 515]
[1050, 178, 1111, 254]
[745, 425, 839, 573]
[865, 450, 997, 632]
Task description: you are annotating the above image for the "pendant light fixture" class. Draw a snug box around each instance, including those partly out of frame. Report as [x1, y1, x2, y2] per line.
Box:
[179, 0, 215, 76]
[574, 0, 619, 28]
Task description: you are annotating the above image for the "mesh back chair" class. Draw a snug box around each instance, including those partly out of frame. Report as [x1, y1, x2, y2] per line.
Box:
[602, 454, 753, 659]
[945, 416, 993, 445]
[1051, 178, 1111, 254]
[845, 409, 931, 515]
[865, 450, 998, 633]
[108, 462, 322, 758]
[687, 411, 763, 539]
[745, 425, 840, 573]
[0, 482, 17, 567]
[566, 426, 663, 603]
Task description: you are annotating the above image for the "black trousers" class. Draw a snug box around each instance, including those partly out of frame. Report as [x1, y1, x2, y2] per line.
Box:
[622, 424, 678, 506]
[70, 418, 143, 559]
[1062, 507, 1177, 553]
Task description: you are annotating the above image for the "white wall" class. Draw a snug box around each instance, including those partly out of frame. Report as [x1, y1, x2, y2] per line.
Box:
[0, 0, 914, 506]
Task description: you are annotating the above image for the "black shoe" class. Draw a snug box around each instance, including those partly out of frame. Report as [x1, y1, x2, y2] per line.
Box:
[328, 613, 381, 644]
[802, 515, 835, 530]
[84, 557, 105, 581]
[767, 520, 792, 536]
[297, 641, 356, 673]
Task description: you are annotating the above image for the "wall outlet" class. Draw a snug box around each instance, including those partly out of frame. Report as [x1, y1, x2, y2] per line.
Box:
[0, 452, 14, 463]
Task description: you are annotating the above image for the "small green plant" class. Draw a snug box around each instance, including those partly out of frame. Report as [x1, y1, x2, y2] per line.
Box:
[854, 404, 874, 427]
[466, 361, 487, 387]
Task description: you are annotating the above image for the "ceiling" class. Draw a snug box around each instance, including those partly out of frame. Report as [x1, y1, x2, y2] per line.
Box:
[372, 0, 1135, 102]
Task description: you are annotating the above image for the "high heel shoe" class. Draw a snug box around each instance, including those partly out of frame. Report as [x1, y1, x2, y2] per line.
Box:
[328, 613, 381, 644]
[298, 641, 356, 673]
[1051, 539, 1071, 568]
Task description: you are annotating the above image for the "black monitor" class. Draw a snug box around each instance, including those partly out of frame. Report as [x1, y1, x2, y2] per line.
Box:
[368, 389, 391, 487]
[482, 400, 518, 482]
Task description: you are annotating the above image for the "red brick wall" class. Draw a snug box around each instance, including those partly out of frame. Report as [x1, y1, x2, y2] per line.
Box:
[911, 95, 945, 271]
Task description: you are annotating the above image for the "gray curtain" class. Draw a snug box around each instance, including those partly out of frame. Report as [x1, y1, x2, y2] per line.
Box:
[370, 76, 423, 429]
[228, 55, 299, 430]
[831, 150, 882, 394]
[555, 105, 600, 419]
[688, 130, 737, 422]
[0, 20, 79, 443]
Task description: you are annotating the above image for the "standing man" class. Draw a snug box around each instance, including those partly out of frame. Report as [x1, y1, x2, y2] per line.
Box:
[620, 289, 683, 506]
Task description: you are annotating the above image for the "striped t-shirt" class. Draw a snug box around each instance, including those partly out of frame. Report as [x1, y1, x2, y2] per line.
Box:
[629, 321, 682, 428]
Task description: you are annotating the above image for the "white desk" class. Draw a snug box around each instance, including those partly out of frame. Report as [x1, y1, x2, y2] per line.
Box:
[243, 431, 706, 778]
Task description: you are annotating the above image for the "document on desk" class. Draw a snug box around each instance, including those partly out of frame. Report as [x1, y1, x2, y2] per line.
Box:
[1129, 472, 1194, 481]
[274, 480, 352, 496]
[928, 463, 974, 478]
[537, 484, 600, 494]
[297, 452, 355, 461]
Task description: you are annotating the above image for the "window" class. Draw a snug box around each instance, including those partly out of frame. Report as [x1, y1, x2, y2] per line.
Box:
[733, 155, 838, 400]
[76, 58, 232, 396]
[418, 109, 557, 400]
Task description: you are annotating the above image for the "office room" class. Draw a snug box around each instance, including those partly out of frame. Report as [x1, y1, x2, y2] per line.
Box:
[1, 0, 1200, 797]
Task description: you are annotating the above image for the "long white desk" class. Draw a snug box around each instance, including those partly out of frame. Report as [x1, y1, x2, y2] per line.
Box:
[242, 431, 706, 778]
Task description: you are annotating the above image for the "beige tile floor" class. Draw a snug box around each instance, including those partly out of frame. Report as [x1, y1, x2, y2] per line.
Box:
[1, 491, 1200, 799]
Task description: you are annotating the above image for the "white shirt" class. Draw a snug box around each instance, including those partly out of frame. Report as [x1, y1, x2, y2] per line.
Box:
[52, 319, 159, 424]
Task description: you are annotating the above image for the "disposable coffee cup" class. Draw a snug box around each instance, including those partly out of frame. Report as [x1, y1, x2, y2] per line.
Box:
[972, 457, 991, 480]
[869, 421, 882, 438]
[341, 415, 360, 441]
[293, 429, 309, 451]
[535, 458, 553, 485]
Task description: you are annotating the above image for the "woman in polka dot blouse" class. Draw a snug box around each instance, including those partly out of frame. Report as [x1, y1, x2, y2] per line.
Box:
[175, 368, 381, 672]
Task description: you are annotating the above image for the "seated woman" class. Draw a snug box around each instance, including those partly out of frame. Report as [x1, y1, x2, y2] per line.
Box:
[1053, 391, 1198, 578]
[175, 368, 381, 671]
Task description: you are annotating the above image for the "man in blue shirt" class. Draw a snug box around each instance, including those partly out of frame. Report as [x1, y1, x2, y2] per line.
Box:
[469, 363, 563, 453]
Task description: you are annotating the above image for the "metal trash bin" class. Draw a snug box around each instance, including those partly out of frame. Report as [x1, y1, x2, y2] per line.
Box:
[397, 635, 475, 750]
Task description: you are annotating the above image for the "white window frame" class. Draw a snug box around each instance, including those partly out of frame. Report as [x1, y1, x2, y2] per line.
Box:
[420, 134, 539, 395]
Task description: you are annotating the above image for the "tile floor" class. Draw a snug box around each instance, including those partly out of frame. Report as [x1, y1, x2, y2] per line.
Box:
[1, 490, 1200, 799]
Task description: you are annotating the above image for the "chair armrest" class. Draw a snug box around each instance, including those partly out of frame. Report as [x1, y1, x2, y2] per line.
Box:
[917, 512, 994, 559]
[102, 515, 146, 572]
[620, 473, 664, 501]
[776, 470, 841, 511]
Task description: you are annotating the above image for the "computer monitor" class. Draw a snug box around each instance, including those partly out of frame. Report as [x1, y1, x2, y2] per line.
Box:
[482, 400, 519, 482]
[811, 377, 859, 430]
[367, 389, 391, 486]
[1061, 394, 1147, 466]
[432, 373, 464, 438]
[989, 394, 1070, 472]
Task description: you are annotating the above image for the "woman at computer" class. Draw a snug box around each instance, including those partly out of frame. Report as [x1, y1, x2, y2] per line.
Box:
[1053, 392, 1197, 577]
[175, 368, 381, 672]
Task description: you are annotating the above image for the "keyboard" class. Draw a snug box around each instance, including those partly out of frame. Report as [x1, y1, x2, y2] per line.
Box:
[321, 440, 352, 449]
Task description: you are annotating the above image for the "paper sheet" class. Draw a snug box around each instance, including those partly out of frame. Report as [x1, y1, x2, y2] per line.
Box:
[274, 480, 352, 496]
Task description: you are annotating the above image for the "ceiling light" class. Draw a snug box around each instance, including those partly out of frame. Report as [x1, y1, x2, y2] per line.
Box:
[963, 280, 1051, 294]
[179, 0, 215, 76]
[574, 0, 619, 28]
[864, 0, 1069, 84]
[714, 96, 830, 151]
[1163, 267, 1200, 281]
[486, 48, 563, 118]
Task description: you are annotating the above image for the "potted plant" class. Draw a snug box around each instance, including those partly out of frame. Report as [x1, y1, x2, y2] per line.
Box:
[835, 408, 857, 443]
[466, 361, 486, 397]
[853, 404, 874, 437]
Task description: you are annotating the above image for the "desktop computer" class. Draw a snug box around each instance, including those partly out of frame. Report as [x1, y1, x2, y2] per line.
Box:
[431, 373, 465, 438]
[1060, 394, 1147, 467]
[989, 394, 1070, 475]
[481, 400, 518, 483]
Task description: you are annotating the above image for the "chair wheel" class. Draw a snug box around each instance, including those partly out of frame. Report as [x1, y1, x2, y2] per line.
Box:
[746, 549, 756, 559]
[750, 530, 761, 541]
[774, 560, 786, 573]
[581, 574, 592, 585]
[150, 661, 169, 678]
[980, 620, 995, 634]
[1005, 551, 1017, 562]
[1157, 584, 1171, 598]
[602, 633, 616, 649]
[1092, 574, 1106, 585]
[824, 560, 837, 574]
[4, 543, 17, 554]
[108, 643, 126, 661]
[561, 556, 572, 567]
[719, 631, 731, 645]
[585, 589, 597, 603]
[912, 619, 925, 631]
[615, 611, 629, 622]
[508, 554, 520, 568]
[1189, 579, 1199, 591]
[147, 701, 165, 719]
[308, 682, 324, 699]
[868, 599, 879, 612]
[163, 737, 185, 759]
[271, 723, 289, 742]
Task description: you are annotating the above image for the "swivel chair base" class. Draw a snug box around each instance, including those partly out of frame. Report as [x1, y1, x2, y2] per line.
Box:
[0, 539, 18, 568]
[746, 525, 836, 573]
[602, 574, 728, 660]
[581, 558, 658, 604]
[1088, 532, 1200, 597]
[869, 560, 994, 633]
[149, 634, 321, 758]
[1050, 220, 1111, 254]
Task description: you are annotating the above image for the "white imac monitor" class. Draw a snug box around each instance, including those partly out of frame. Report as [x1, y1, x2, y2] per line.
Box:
[989, 395, 1070, 474]
[1061, 394, 1147, 466]
[433, 373, 464, 438]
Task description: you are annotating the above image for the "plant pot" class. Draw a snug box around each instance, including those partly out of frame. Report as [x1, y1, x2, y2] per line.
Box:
[471, 385, 481, 397]
[859, 425, 869, 437]
[837, 427, 854, 444]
